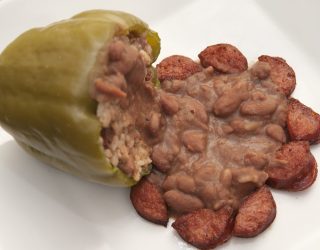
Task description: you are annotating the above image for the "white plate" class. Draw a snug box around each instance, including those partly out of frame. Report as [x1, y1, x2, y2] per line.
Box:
[0, 0, 320, 249]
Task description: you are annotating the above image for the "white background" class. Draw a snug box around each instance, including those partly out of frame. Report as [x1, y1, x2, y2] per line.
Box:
[0, 0, 319, 249]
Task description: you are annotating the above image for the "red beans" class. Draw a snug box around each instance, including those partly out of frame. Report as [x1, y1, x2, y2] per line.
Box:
[164, 190, 204, 214]
[213, 80, 250, 117]
[240, 97, 278, 116]
[160, 92, 180, 115]
[265, 124, 286, 143]
[181, 130, 207, 153]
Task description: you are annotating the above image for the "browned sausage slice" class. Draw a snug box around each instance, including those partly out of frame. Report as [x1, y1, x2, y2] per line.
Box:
[172, 207, 234, 250]
[258, 55, 296, 96]
[287, 98, 320, 144]
[156, 55, 202, 81]
[266, 141, 312, 189]
[198, 44, 248, 73]
[233, 186, 276, 238]
[287, 155, 318, 191]
[216, 214, 235, 247]
[130, 178, 168, 226]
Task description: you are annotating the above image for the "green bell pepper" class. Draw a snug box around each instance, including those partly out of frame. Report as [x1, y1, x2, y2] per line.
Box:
[0, 10, 160, 186]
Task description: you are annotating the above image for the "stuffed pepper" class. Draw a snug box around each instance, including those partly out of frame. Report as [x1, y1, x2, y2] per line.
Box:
[0, 10, 160, 186]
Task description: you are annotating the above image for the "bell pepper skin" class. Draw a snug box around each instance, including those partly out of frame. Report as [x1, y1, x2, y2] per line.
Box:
[0, 10, 160, 186]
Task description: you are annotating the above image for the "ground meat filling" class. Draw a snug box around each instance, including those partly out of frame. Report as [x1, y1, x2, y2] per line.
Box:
[93, 35, 158, 181]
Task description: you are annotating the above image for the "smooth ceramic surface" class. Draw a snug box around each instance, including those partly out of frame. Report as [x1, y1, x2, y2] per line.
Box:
[0, 0, 319, 249]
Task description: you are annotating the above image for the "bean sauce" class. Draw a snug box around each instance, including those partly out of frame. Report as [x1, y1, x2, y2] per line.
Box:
[148, 62, 288, 214]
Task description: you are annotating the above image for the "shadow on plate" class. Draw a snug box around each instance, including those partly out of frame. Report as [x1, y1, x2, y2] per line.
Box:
[0, 140, 136, 250]
[255, 0, 320, 64]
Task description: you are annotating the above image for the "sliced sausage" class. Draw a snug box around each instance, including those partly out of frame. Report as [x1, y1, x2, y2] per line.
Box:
[217, 215, 235, 247]
[287, 155, 318, 192]
[130, 178, 168, 226]
[258, 55, 296, 96]
[198, 44, 248, 73]
[287, 98, 320, 144]
[172, 207, 234, 250]
[156, 55, 202, 81]
[233, 186, 276, 237]
[266, 141, 312, 189]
